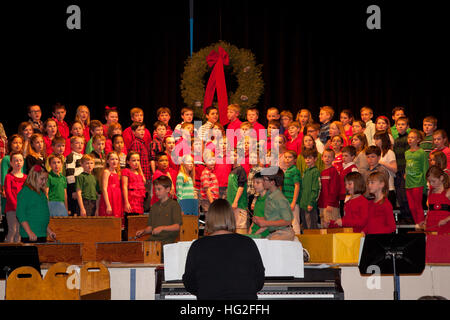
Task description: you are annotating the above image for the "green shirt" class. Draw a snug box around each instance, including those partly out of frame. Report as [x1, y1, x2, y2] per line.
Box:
[264, 188, 293, 232]
[250, 192, 270, 237]
[296, 153, 324, 176]
[47, 171, 67, 202]
[299, 166, 321, 210]
[148, 198, 183, 244]
[176, 174, 195, 200]
[227, 166, 248, 210]
[419, 135, 434, 156]
[405, 148, 429, 189]
[391, 125, 411, 140]
[75, 172, 99, 200]
[16, 185, 50, 238]
[85, 138, 94, 154]
[282, 165, 301, 204]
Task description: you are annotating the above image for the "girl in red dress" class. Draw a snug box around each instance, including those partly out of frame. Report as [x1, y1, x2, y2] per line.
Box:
[99, 151, 123, 224]
[333, 172, 369, 233]
[425, 166, 450, 234]
[365, 171, 396, 234]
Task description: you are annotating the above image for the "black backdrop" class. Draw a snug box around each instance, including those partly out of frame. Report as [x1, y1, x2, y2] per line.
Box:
[2, 0, 449, 136]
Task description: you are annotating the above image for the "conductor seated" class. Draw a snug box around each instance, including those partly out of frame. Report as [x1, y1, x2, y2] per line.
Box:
[136, 176, 182, 245]
[182, 199, 265, 300]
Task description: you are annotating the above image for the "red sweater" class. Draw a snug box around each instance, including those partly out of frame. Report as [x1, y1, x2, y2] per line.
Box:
[249, 122, 265, 140]
[318, 166, 340, 209]
[43, 136, 54, 156]
[286, 135, 302, 157]
[339, 162, 358, 200]
[122, 126, 152, 152]
[365, 198, 396, 234]
[4, 173, 27, 212]
[54, 118, 69, 139]
[342, 195, 369, 233]
[213, 160, 232, 187]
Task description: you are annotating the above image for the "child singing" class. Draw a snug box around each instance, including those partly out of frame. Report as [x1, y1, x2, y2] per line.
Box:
[425, 166, 450, 234]
[332, 172, 369, 233]
[4, 152, 27, 242]
[98, 152, 123, 224]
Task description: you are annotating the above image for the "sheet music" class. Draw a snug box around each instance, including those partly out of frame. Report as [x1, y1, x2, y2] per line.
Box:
[253, 239, 304, 278]
[163, 241, 193, 281]
[163, 238, 304, 281]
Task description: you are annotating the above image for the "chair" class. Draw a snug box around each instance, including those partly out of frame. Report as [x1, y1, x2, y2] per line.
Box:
[42, 262, 80, 300]
[80, 261, 111, 300]
[5, 266, 43, 300]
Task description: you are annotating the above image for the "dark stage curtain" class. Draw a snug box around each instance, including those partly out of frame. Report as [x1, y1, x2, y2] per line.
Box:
[1, 0, 449, 136]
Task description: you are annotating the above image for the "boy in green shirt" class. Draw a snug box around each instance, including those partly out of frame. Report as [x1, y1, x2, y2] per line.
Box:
[419, 116, 437, 156]
[85, 120, 104, 154]
[282, 150, 301, 234]
[299, 149, 321, 231]
[136, 175, 182, 246]
[252, 168, 295, 241]
[75, 154, 99, 216]
[46, 154, 68, 217]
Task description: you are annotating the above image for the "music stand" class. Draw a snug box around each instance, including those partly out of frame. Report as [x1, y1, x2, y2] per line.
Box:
[0, 245, 41, 280]
[358, 233, 425, 300]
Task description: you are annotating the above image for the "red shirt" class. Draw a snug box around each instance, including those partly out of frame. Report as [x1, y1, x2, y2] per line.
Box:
[339, 162, 358, 200]
[332, 152, 343, 175]
[200, 167, 219, 201]
[226, 119, 242, 148]
[53, 118, 69, 139]
[365, 198, 396, 234]
[213, 160, 232, 187]
[123, 126, 152, 151]
[342, 195, 369, 233]
[194, 163, 205, 190]
[4, 173, 27, 212]
[249, 122, 266, 140]
[43, 136, 54, 156]
[226, 118, 242, 131]
[318, 166, 340, 209]
[286, 135, 302, 157]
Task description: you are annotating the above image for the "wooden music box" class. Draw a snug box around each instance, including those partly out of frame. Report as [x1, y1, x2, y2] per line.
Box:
[95, 241, 162, 264]
[48, 216, 122, 261]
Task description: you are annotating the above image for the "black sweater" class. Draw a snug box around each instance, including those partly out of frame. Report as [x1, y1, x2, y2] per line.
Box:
[182, 233, 265, 300]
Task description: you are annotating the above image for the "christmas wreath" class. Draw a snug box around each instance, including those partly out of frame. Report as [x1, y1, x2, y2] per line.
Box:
[180, 41, 264, 121]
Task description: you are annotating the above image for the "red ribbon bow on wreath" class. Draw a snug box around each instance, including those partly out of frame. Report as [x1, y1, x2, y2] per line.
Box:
[203, 46, 229, 126]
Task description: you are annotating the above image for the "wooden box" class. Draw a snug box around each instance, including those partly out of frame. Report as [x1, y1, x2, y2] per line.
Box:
[297, 233, 363, 264]
[96, 241, 162, 264]
[48, 217, 122, 262]
[24, 243, 83, 265]
[127, 214, 150, 241]
[179, 214, 199, 241]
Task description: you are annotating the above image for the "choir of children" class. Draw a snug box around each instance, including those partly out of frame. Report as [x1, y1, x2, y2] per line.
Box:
[0, 102, 449, 246]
